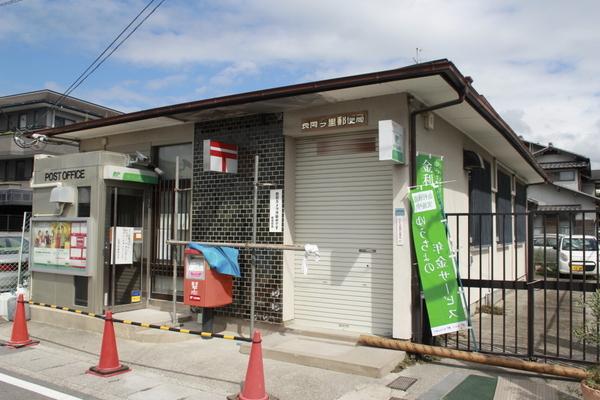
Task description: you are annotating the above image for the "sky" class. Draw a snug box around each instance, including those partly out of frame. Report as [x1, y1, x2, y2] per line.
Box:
[1, 0, 600, 166]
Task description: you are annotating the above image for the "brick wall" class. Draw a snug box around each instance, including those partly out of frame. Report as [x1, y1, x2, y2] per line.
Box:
[192, 114, 285, 323]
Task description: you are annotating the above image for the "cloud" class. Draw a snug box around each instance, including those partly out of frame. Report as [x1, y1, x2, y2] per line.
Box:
[43, 81, 63, 92]
[209, 61, 258, 87]
[145, 74, 187, 90]
[501, 109, 532, 136]
[3, 0, 600, 167]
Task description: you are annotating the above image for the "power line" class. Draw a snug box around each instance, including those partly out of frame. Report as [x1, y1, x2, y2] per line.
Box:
[54, 0, 158, 107]
[53, 0, 167, 108]
[0, 0, 24, 7]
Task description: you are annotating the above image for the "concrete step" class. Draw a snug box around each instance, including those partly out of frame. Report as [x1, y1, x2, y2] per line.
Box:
[240, 332, 405, 378]
[30, 306, 195, 343]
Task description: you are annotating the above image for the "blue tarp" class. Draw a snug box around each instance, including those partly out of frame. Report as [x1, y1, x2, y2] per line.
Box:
[186, 243, 241, 278]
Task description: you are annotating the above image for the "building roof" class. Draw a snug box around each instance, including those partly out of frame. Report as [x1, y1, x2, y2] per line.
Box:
[531, 143, 589, 164]
[530, 181, 600, 205]
[32, 59, 547, 183]
[539, 161, 589, 169]
[536, 204, 581, 211]
[0, 89, 121, 118]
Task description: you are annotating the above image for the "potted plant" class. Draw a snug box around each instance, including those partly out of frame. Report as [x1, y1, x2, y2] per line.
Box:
[575, 289, 600, 399]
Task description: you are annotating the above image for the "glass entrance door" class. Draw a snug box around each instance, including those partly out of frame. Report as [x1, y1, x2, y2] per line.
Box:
[106, 186, 147, 312]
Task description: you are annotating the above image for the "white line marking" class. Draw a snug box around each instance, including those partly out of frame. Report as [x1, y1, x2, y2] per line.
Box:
[0, 371, 83, 400]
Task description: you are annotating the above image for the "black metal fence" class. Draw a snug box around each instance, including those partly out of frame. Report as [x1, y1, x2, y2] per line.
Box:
[149, 178, 191, 301]
[440, 210, 600, 365]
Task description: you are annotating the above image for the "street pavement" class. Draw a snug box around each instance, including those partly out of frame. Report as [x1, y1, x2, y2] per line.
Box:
[0, 363, 95, 400]
[0, 318, 583, 399]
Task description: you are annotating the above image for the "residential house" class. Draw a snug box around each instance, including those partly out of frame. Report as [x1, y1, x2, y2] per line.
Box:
[0, 90, 120, 230]
[522, 140, 600, 235]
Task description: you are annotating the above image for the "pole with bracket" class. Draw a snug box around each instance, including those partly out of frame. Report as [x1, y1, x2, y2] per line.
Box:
[250, 154, 259, 334]
[171, 156, 180, 325]
[16, 212, 27, 288]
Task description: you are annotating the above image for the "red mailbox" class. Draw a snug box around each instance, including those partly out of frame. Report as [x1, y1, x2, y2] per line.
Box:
[183, 248, 233, 307]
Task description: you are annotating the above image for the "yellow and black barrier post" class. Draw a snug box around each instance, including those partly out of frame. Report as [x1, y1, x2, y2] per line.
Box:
[27, 300, 252, 343]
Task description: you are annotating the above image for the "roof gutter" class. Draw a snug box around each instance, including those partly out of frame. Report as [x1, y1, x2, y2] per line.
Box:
[408, 82, 468, 346]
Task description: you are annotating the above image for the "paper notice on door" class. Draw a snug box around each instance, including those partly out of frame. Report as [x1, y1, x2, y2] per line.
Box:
[111, 227, 134, 264]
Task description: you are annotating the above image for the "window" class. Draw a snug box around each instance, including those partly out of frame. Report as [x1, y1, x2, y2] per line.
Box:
[8, 158, 33, 181]
[562, 238, 598, 251]
[0, 114, 7, 132]
[78, 187, 91, 217]
[496, 170, 513, 243]
[515, 181, 527, 242]
[15, 159, 26, 180]
[74, 276, 88, 307]
[8, 114, 18, 130]
[54, 116, 74, 127]
[153, 143, 193, 261]
[19, 114, 27, 129]
[157, 144, 193, 180]
[0, 159, 32, 181]
[548, 170, 575, 181]
[469, 159, 492, 246]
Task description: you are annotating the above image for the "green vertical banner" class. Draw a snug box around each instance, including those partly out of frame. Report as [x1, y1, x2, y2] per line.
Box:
[416, 153, 444, 205]
[409, 185, 468, 335]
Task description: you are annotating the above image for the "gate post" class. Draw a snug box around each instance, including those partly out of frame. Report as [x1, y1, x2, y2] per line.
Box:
[527, 211, 535, 360]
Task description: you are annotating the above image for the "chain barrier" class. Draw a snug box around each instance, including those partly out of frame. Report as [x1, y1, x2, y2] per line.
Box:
[25, 300, 252, 343]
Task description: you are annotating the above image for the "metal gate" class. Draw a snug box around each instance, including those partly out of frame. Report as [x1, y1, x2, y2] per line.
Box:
[439, 210, 600, 365]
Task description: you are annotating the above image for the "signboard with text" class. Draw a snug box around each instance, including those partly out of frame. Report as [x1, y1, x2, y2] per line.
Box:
[31, 219, 89, 276]
[409, 185, 468, 335]
[111, 227, 134, 265]
[416, 153, 444, 204]
[269, 189, 283, 232]
[301, 111, 368, 132]
[378, 120, 405, 163]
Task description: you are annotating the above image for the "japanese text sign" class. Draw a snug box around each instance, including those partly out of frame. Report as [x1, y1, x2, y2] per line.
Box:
[409, 185, 468, 336]
[416, 154, 444, 204]
[301, 111, 368, 132]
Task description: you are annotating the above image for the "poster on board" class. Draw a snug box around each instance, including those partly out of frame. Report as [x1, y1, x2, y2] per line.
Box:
[31, 220, 88, 275]
[111, 227, 134, 265]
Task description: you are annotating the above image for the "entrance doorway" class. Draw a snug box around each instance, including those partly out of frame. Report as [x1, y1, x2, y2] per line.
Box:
[105, 186, 149, 312]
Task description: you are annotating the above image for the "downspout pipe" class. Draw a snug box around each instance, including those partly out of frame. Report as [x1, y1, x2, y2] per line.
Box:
[408, 84, 468, 345]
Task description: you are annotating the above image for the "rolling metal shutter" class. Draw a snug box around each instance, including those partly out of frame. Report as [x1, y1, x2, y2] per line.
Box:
[294, 131, 393, 335]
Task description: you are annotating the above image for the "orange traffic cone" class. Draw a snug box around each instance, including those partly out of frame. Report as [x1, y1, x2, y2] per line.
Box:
[238, 330, 269, 400]
[87, 311, 130, 377]
[2, 294, 38, 348]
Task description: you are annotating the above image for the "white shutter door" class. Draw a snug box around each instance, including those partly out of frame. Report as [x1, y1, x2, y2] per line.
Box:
[294, 132, 393, 335]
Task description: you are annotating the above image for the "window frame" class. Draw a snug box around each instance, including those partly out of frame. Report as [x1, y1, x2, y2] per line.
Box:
[495, 169, 513, 244]
[469, 159, 492, 247]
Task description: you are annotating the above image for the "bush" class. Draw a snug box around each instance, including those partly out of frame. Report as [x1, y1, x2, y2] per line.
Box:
[575, 289, 600, 388]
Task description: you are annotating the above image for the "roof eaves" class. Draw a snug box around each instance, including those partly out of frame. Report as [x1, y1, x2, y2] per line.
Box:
[35, 59, 463, 138]
[33, 58, 545, 182]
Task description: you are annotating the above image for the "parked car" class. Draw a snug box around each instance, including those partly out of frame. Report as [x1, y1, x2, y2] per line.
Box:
[533, 234, 560, 272]
[0, 233, 29, 292]
[557, 235, 599, 276]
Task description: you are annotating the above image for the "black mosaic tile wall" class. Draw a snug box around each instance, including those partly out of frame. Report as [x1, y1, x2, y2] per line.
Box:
[192, 114, 285, 323]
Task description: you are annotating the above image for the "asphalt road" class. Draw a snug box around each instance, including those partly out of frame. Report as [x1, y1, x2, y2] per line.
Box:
[0, 348, 94, 400]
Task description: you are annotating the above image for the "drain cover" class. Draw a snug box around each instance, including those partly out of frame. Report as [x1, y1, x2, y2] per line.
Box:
[387, 376, 418, 391]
